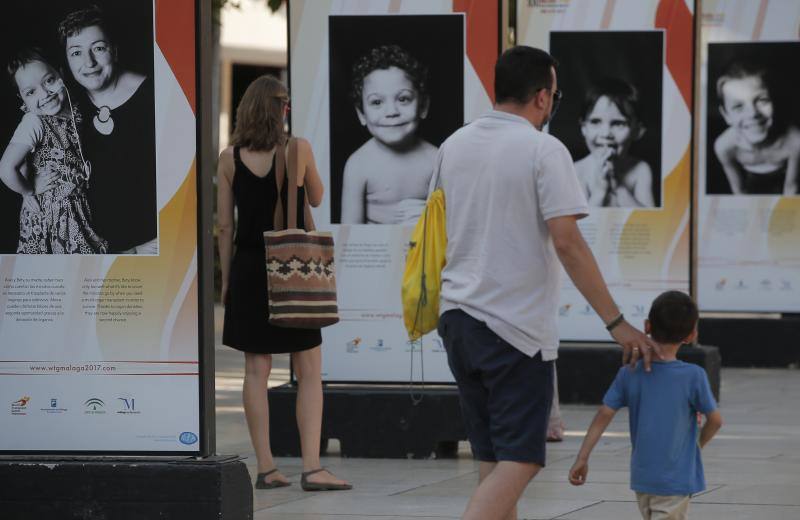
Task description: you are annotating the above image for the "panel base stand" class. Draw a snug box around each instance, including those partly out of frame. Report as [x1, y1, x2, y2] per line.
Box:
[0, 455, 252, 520]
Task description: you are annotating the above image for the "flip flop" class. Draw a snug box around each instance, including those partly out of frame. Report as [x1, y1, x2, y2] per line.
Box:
[301, 468, 353, 491]
[255, 468, 291, 489]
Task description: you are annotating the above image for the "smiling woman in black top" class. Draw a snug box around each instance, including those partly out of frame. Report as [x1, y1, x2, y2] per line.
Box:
[57, 6, 157, 254]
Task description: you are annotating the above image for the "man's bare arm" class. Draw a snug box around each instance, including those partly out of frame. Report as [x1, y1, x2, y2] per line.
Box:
[547, 215, 660, 368]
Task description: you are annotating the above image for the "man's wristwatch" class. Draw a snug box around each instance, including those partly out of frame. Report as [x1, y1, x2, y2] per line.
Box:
[605, 313, 625, 332]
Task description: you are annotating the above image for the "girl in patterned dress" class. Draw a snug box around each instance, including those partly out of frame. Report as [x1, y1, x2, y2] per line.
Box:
[0, 48, 106, 254]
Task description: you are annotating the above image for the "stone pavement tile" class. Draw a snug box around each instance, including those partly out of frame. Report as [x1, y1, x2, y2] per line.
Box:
[695, 484, 800, 506]
[266, 494, 470, 517]
[559, 500, 800, 520]
[255, 514, 457, 520]
[264, 493, 598, 520]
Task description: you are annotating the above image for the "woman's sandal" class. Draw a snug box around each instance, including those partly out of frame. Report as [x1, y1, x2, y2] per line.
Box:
[254, 468, 291, 489]
[300, 468, 353, 491]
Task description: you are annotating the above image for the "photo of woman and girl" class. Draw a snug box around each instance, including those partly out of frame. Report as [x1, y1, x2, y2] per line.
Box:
[707, 43, 800, 196]
[549, 30, 663, 209]
[328, 15, 464, 225]
[0, 1, 157, 254]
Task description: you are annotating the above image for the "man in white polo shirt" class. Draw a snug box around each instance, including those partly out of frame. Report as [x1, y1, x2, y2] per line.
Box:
[435, 46, 658, 520]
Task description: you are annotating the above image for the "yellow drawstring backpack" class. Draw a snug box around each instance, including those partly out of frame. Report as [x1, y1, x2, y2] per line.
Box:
[402, 187, 446, 341]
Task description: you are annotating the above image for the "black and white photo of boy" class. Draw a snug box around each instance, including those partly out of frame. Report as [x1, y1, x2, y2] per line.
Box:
[706, 42, 800, 196]
[328, 15, 464, 225]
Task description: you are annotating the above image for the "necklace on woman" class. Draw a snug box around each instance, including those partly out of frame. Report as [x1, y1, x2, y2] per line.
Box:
[93, 106, 114, 135]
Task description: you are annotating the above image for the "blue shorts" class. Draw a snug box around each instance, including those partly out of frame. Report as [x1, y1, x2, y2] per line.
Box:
[439, 309, 554, 465]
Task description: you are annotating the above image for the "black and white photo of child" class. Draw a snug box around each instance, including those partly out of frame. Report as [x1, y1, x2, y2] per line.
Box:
[328, 15, 464, 224]
[0, 0, 156, 254]
[549, 31, 663, 208]
[706, 42, 800, 196]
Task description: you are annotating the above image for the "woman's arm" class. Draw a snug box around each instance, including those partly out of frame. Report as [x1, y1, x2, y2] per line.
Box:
[296, 138, 324, 207]
[340, 155, 367, 224]
[216, 148, 236, 304]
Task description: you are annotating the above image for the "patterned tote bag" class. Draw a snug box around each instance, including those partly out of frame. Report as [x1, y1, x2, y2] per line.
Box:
[263, 138, 339, 328]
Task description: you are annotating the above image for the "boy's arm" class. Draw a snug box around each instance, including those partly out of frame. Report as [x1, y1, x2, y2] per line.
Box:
[699, 409, 723, 448]
[782, 128, 800, 195]
[340, 156, 367, 224]
[714, 132, 744, 194]
[569, 405, 617, 485]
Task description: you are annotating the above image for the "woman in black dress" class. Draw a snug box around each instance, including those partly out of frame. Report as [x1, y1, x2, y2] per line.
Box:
[217, 76, 350, 490]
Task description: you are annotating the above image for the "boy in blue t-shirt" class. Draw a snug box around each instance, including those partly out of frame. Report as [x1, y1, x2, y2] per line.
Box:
[569, 291, 723, 519]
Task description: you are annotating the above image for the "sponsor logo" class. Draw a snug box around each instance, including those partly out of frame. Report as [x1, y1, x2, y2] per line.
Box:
[558, 304, 572, 317]
[370, 339, 390, 352]
[179, 432, 198, 445]
[431, 337, 445, 353]
[579, 304, 593, 316]
[715, 278, 727, 291]
[41, 398, 67, 414]
[631, 305, 646, 318]
[780, 280, 792, 291]
[760, 279, 772, 290]
[346, 337, 361, 353]
[117, 397, 141, 415]
[84, 398, 106, 415]
[736, 279, 748, 290]
[11, 396, 30, 416]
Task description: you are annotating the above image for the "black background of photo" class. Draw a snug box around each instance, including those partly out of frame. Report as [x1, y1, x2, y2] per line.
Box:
[327, 15, 464, 223]
[706, 41, 800, 195]
[549, 31, 664, 207]
[0, 0, 153, 253]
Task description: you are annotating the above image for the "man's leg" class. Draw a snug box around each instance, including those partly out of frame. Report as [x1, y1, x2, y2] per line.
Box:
[468, 461, 540, 520]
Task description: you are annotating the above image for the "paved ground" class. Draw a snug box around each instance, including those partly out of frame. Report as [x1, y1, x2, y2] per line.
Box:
[214, 308, 800, 519]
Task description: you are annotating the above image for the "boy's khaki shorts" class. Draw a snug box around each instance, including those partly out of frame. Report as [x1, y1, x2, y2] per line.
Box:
[636, 493, 690, 520]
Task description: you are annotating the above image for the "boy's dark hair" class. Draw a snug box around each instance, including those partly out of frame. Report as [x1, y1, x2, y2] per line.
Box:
[580, 77, 642, 126]
[7, 47, 53, 81]
[350, 44, 428, 110]
[648, 291, 699, 344]
[715, 58, 769, 106]
[494, 46, 557, 105]
[58, 5, 114, 47]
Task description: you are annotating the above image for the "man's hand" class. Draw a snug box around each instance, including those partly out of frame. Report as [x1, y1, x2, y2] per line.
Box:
[610, 320, 661, 371]
[568, 458, 588, 486]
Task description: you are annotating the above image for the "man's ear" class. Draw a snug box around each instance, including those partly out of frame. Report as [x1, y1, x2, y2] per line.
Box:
[355, 106, 366, 126]
[644, 319, 651, 336]
[634, 124, 646, 141]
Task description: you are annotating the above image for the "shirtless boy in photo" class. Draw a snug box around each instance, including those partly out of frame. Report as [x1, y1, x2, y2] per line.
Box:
[340, 44, 437, 225]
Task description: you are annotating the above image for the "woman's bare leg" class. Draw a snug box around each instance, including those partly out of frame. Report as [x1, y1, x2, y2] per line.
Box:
[292, 346, 349, 486]
[243, 352, 287, 484]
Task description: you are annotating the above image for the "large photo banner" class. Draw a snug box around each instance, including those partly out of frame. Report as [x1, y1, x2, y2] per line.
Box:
[0, 0, 201, 452]
[290, 0, 500, 382]
[697, 0, 800, 312]
[517, 0, 694, 340]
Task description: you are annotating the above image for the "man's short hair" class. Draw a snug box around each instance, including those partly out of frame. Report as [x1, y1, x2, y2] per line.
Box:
[648, 291, 699, 344]
[494, 46, 557, 105]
